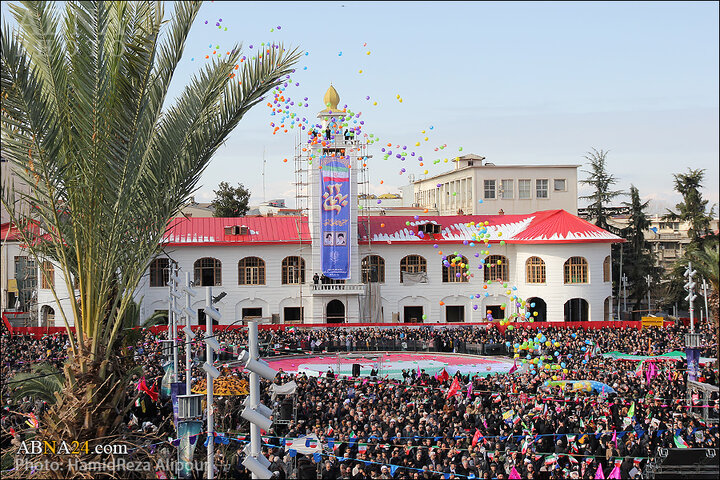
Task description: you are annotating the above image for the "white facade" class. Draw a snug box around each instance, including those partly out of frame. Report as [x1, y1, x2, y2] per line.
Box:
[130, 240, 612, 325]
[407, 155, 579, 216]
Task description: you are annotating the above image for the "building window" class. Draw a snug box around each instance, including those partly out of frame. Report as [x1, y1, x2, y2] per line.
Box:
[400, 255, 427, 283]
[518, 179, 531, 199]
[238, 257, 265, 285]
[150, 258, 170, 287]
[361, 255, 385, 283]
[484, 255, 509, 282]
[525, 256, 546, 284]
[483, 180, 496, 199]
[536, 179, 549, 198]
[282, 256, 305, 285]
[554, 178, 566, 191]
[564, 257, 588, 284]
[194, 257, 222, 286]
[500, 179, 514, 199]
[603, 256, 611, 283]
[41, 261, 55, 289]
[443, 256, 469, 283]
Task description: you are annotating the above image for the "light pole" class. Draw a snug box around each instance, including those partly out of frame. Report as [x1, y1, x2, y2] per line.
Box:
[203, 287, 222, 480]
[169, 265, 182, 383]
[684, 263, 697, 334]
[181, 272, 197, 395]
[702, 278, 709, 325]
[645, 275, 652, 315]
[622, 274, 628, 316]
[240, 320, 277, 479]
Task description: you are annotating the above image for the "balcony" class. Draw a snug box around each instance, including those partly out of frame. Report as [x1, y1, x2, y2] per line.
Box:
[311, 283, 365, 295]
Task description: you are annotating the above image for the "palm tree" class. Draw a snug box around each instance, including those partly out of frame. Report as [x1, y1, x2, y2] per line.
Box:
[1, 1, 299, 474]
[691, 244, 719, 367]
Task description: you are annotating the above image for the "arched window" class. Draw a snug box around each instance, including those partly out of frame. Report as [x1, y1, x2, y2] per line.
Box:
[400, 255, 427, 283]
[41, 261, 55, 289]
[525, 256, 546, 284]
[361, 255, 385, 283]
[443, 255, 469, 283]
[603, 256, 611, 283]
[282, 256, 305, 285]
[194, 257, 222, 286]
[564, 257, 588, 284]
[484, 255, 509, 283]
[150, 258, 170, 287]
[238, 257, 265, 285]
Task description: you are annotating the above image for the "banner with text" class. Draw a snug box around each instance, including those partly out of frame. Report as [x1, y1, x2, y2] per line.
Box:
[320, 155, 351, 279]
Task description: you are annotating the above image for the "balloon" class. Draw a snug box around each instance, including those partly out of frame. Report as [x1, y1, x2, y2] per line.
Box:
[422, 314, 427, 320]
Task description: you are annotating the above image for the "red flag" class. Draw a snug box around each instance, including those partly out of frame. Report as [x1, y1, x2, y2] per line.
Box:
[137, 376, 159, 402]
[439, 368, 449, 383]
[471, 429, 483, 447]
[447, 377, 461, 399]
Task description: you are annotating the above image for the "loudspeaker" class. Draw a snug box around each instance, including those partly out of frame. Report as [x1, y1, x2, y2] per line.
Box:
[352, 363, 361, 377]
[280, 400, 293, 421]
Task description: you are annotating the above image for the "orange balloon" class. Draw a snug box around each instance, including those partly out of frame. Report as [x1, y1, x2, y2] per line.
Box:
[439, 301, 445, 306]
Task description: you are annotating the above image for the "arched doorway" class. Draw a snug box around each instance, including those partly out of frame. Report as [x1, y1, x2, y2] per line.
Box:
[564, 298, 589, 322]
[526, 297, 547, 322]
[41, 305, 55, 327]
[326, 300, 345, 323]
[604, 296, 611, 322]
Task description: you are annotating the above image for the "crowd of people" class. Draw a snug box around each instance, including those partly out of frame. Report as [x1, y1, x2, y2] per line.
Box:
[2, 321, 718, 479]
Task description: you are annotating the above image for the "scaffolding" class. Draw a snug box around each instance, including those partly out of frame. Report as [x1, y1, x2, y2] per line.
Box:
[293, 124, 372, 323]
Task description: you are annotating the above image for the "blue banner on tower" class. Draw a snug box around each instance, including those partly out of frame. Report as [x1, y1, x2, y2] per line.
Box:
[320, 155, 351, 279]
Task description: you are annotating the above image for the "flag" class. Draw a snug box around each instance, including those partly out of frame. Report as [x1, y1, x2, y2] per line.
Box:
[627, 402, 635, 419]
[521, 439, 529, 455]
[358, 443, 368, 454]
[466, 382, 473, 399]
[544, 454, 557, 466]
[595, 464, 605, 479]
[447, 377, 461, 399]
[611, 430, 617, 447]
[439, 369, 449, 383]
[509, 359, 518, 374]
[673, 434, 689, 448]
[568, 455, 578, 465]
[137, 376, 159, 402]
[327, 425, 334, 436]
[472, 429, 483, 447]
[608, 465, 621, 479]
[509, 466, 521, 479]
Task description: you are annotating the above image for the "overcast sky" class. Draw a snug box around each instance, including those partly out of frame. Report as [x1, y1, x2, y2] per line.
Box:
[3, 1, 718, 214]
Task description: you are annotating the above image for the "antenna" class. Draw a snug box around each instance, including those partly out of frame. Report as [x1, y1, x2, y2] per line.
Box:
[262, 146, 267, 203]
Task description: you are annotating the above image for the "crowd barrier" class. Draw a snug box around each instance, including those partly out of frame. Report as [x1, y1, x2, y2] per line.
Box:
[3, 318, 668, 339]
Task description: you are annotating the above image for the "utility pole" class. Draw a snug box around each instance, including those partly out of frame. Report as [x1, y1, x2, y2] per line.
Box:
[645, 275, 652, 315]
[684, 262, 701, 381]
[203, 287, 222, 480]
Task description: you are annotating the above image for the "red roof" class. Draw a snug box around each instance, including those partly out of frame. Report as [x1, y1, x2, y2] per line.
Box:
[1, 222, 23, 242]
[163, 216, 310, 246]
[359, 210, 623, 244]
[162, 210, 622, 246]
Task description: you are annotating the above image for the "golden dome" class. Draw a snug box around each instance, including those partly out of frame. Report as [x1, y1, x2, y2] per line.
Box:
[323, 85, 340, 110]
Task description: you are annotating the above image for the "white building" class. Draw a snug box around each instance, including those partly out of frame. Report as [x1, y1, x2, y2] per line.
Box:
[2, 86, 622, 327]
[403, 154, 579, 216]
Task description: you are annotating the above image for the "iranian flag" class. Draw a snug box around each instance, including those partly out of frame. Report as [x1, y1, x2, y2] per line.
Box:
[358, 443, 368, 454]
[673, 434, 689, 448]
[322, 163, 349, 182]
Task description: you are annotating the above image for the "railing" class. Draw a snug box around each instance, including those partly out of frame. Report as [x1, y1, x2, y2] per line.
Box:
[310, 283, 365, 294]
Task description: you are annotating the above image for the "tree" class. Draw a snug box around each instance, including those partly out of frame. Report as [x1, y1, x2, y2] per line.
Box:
[580, 148, 624, 231]
[1, 0, 299, 472]
[663, 168, 716, 246]
[211, 181, 251, 217]
[619, 186, 661, 312]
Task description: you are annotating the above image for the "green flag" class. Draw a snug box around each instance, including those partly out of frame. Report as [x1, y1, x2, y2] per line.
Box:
[673, 434, 689, 448]
[627, 402, 635, 418]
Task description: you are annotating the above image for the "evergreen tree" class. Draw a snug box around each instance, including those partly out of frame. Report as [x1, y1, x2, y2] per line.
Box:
[664, 168, 716, 246]
[579, 148, 624, 230]
[620, 186, 662, 311]
[211, 181, 251, 217]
